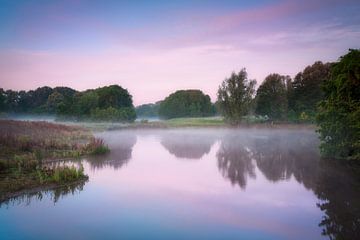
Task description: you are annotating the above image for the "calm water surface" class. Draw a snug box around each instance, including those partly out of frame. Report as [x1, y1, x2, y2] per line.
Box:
[1, 128, 359, 239]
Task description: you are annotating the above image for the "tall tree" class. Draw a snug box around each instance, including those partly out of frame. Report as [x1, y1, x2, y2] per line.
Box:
[217, 69, 256, 123]
[316, 49, 360, 160]
[288, 61, 331, 121]
[255, 73, 289, 120]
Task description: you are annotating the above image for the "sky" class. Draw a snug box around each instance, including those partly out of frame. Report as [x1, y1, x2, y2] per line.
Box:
[0, 0, 359, 105]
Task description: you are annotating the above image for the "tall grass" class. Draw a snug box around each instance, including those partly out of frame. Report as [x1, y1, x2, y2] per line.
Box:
[0, 120, 106, 200]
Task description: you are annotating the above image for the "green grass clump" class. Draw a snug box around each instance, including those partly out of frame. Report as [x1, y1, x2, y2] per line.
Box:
[52, 165, 86, 183]
[83, 138, 110, 155]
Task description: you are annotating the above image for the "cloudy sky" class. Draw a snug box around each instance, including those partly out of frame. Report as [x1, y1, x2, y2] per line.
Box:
[0, 0, 359, 105]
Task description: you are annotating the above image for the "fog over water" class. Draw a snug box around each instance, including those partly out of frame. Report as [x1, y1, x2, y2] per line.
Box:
[1, 128, 359, 239]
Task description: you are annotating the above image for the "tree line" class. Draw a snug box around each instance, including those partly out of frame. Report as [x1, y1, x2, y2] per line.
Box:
[0, 49, 358, 160]
[0, 85, 136, 122]
[217, 49, 359, 161]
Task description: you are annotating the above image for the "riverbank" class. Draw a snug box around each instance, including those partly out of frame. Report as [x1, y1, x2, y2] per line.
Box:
[57, 116, 317, 131]
[0, 120, 109, 202]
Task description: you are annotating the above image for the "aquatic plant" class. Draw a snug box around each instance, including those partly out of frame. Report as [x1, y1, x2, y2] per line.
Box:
[84, 138, 110, 155]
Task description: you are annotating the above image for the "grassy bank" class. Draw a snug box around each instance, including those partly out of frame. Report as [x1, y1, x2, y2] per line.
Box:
[60, 116, 315, 131]
[0, 120, 109, 201]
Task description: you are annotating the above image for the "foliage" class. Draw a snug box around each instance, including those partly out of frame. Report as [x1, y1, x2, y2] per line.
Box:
[159, 90, 214, 119]
[52, 165, 86, 183]
[46, 91, 65, 113]
[0, 88, 6, 111]
[255, 73, 289, 120]
[96, 85, 133, 109]
[0, 120, 110, 200]
[316, 49, 360, 160]
[136, 102, 161, 117]
[288, 61, 331, 121]
[217, 68, 256, 123]
[83, 138, 110, 155]
[90, 107, 136, 122]
[0, 85, 136, 122]
[0, 120, 108, 163]
[76, 91, 99, 115]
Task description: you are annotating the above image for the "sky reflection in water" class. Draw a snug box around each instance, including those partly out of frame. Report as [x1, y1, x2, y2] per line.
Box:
[1, 128, 359, 240]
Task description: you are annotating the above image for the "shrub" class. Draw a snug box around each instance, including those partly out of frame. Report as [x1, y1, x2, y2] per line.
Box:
[84, 138, 110, 155]
[90, 107, 136, 122]
[52, 165, 86, 183]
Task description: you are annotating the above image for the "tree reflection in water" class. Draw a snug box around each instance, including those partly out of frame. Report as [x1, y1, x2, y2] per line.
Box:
[86, 132, 137, 170]
[216, 129, 360, 239]
[161, 130, 216, 159]
[315, 160, 360, 240]
[0, 180, 87, 207]
[216, 133, 256, 189]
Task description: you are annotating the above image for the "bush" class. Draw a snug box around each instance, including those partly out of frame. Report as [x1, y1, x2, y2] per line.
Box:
[83, 138, 110, 155]
[52, 165, 86, 183]
[90, 107, 136, 122]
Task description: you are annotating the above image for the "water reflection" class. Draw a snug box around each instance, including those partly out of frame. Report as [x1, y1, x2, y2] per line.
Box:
[160, 130, 216, 159]
[215, 129, 360, 239]
[216, 130, 320, 189]
[1, 128, 359, 239]
[252, 130, 320, 188]
[216, 133, 256, 188]
[87, 131, 137, 170]
[0, 180, 86, 207]
[314, 160, 360, 239]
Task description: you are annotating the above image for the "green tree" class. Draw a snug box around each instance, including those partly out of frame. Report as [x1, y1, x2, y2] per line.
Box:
[289, 61, 331, 121]
[159, 90, 214, 119]
[217, 69, 256, 123]
[316, 49, 360, 160]
[96, 85, 133, 109]
[255, 74, 289, 120]
[0, 88, 6, 112]
[4, 90, 20, 112]
[136, 102, 161, 117]
[90, 107, 136, 122]
[76, 91, 99, 115]
[46, 92, 65, 113]
[29, 86, 53, 111]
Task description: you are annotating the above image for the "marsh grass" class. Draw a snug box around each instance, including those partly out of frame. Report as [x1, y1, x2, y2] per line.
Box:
[84, 138, 110, 155]
[0, 120, 106, 201]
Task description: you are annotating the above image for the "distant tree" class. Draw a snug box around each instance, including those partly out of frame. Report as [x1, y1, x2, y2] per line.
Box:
[54, 87, 78, 116]
[4, 90, 20, 112]
[29, 86, 53, 111]
[255, 73, 290, 120]
[17, 90, 32, 112]
[316, 49, 360, 160]
[96, 85, 133, 109]
[159, 90, 214, 119]
[136, 102, 161, 117]
[46, 92, 65, 113]
[90, 107, 136, 122]
[0, 88, 6, 111]
[288, 61, 331, 121]
[76, 91, 99, 115]
[53, 87, 77, 98]
[217, 69, 256, 123]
